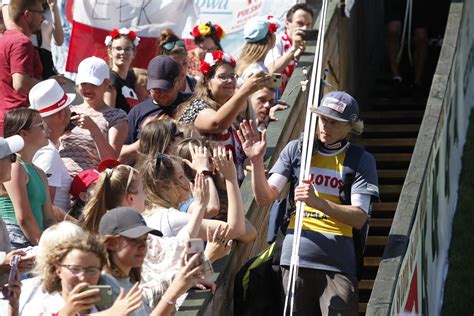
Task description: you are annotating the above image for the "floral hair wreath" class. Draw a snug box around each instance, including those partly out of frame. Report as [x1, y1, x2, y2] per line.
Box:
[104, 27, 140, 47]
[267, 15, 279, 33]
[199, 50, 236, 76]
[191, 22, 225, 39]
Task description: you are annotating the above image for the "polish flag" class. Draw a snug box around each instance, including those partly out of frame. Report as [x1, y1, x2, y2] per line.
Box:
[65, 0, 199, 72]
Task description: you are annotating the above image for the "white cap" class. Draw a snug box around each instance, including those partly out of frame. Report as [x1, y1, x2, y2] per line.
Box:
[0, 135, 24, 159]
[76, 56, 110, 86]
[29, 79, 76, 117]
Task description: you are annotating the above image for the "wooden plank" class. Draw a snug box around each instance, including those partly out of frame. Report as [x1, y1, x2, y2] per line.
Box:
[378, 169, 407, 178]
[370, 218, 393, 227]
[366, 236, 388, 246]
[359, 303, 368, 313]
[379, 184, 403, 195]
[372, 202, 397, 211]
[364, 124, 420, 133]
[363, 111, 424, 119]
[364, 257, 382, 267]
[357, 138, 417, 147]
[359, 280, 375, 290]
[374, 153, 412, 161]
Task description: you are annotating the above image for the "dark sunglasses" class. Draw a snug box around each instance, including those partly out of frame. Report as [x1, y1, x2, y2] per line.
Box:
[5, 153, 17, 163]
[162, 40, 186, 51]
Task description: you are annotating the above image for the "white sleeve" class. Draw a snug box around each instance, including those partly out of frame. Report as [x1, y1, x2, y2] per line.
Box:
[264, 37, 285, 68]
[351, 193, 372, 214]
[33, 147, 62, 187]
[1, 0, 10, 6]
[267, 173, 289, 194]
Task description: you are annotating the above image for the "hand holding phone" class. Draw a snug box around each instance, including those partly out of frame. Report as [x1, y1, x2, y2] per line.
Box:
[266, 73, 282, 89]
[81, 284, 113, 306]
[185, 239, 214, 279]
[300, 29, 318, 41]
[65, 111, 78, 132]
[7, 255, 20, 297]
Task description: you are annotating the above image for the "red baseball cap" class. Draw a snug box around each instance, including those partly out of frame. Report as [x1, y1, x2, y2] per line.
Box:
[98, 158, 121, 172]
[70, 169, 100, 200]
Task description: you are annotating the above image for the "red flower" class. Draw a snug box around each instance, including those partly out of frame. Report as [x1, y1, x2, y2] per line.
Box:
[214, 24, 224, 39]
[200, 61, 211, 75]
[109, 28, 120, 39]
[268, 23, 278, 33]
[212, 50, 224, 61]
[128, 31, 136, 41]
[191, 26, 201, 38]
[229, 57, 236, 68]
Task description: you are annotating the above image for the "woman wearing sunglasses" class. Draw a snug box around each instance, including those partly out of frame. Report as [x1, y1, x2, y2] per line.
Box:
[0, 108, 56, 250]
[104, 28, 141, 113]
[177, 51, 271, 181]
[158, 28, 197, 98]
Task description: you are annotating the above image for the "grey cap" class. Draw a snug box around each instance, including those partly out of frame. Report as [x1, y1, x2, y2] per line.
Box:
[98, 207, 163, 238]
[0, 135, 24, 159]
[147, 55, 180, 90]
[314, 91, 360, 122]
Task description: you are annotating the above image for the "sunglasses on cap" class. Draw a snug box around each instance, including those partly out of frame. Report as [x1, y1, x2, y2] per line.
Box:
[162, 40, 186, 51]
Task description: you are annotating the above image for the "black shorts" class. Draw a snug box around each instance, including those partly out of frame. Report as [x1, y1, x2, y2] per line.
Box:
[384, 0, 429, 29]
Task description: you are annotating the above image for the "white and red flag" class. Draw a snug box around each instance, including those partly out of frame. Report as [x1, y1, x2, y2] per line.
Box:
[65, 0, 199, 72]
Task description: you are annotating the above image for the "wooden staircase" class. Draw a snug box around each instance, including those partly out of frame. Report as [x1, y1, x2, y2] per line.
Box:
[354, 81, 427, 315]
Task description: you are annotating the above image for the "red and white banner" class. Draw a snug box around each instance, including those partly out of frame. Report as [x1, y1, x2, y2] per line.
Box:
[66, 0, 199, 72]
[64, 0, 296, 73]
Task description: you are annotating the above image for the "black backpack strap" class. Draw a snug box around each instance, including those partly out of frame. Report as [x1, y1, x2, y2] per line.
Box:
[339, 144, 369, 280]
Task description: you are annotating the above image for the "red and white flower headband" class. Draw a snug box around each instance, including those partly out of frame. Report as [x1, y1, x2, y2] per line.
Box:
[104, 28, 140, 47]
[199, 50, 236, 75]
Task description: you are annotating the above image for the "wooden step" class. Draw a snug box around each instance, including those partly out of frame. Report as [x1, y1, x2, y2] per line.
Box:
[359, 280, 375, 290]
[369, 97, 426, 108]
[374, 153, 412, 162]
[366, 236, 388, 246]
[363, 111, 424, 120]
[363, 257, 382, 267]
[372, 202, 397, 212]
[359, 302, 368, 313]
[369, 218, 393, 228]
[379, 184, 403, 195]
[364, 124, 420, 133]
[378, 169, 407, 179]
[357, 138, 417, 147]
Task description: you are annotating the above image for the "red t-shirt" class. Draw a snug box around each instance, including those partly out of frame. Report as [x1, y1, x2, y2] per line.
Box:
[0, 29, 42, 134]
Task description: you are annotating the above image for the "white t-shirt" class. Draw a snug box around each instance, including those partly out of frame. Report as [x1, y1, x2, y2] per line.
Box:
[144, 207, 190, 237]
[33, 140, 72, 211]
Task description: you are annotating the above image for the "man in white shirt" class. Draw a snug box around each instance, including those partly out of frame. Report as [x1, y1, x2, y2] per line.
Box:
[264, 3, 314, 93]
[30, 79, 75, 211]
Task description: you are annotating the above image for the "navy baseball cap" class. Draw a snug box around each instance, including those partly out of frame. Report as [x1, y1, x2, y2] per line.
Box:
[147, 55, 180, 90]
[313, 91, 360, 122]
[98, 207, 163, 238]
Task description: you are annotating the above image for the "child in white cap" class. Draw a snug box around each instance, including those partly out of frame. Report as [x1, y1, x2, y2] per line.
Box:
[59, 56, 128, 177]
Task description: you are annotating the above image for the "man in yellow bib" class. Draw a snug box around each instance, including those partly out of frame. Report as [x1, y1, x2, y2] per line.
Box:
[238, 91, 379, 315]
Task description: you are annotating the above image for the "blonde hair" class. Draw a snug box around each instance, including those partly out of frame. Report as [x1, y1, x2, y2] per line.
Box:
[350, 119, 364, 135]
[237, 33, 275, 76]
[35, 222, 85, 278]
[81, 165, 140, 234]
[41, 234, 106, 294]
[140, 154, 187, 210]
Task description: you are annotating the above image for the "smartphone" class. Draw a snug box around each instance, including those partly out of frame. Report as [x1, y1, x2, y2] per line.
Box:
[301, 29, 319, 41]
[6, 255, 20, 297]
[269, 73, 283, 89]
[186, 239, 214, 278]
[64, 111, 78, 132]
[82, 285, 113, 306]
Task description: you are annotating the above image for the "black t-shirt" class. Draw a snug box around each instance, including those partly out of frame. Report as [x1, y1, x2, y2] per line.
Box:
[110, 70, 139, 113]
[125, 93, 190, 144]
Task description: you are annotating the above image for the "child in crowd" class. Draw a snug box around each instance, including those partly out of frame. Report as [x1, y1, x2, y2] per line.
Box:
[104, 28, 141, 112]
[59, 56, 128, 176]
[187, 22, 225, 76]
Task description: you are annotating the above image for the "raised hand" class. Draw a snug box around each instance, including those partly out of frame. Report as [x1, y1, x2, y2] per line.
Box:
[183, 144, 212, 173]
[58, 282, 101, 316]
[190, 172, 210, 208]
[212, 146, 236, 181]
[104, 282, 143, 316]
[204, 225, 232, 263]
[236, 120, 267, 162]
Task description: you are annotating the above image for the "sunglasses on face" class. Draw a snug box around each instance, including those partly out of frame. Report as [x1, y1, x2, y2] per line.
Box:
[2, 153, 16, 163]
[214, 73, 238, 81]
[162, 40, 186, 51]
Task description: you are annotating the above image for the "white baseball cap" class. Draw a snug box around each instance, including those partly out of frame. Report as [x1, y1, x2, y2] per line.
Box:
[29, 79, 76, 117]
[76, 56, 110, 86]
[0, 135, 24, 160]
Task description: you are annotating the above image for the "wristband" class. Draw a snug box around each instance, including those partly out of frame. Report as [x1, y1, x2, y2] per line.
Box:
[162, 294, 176, 305]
